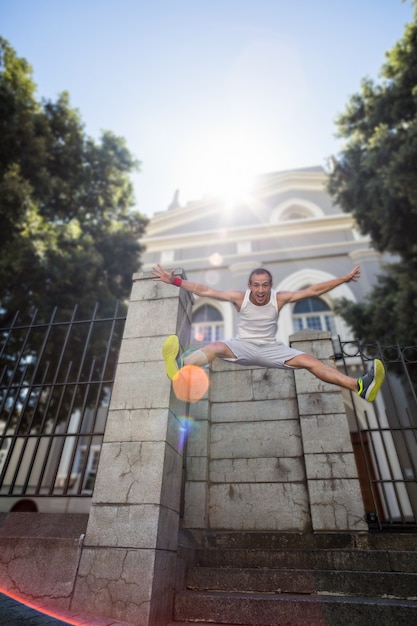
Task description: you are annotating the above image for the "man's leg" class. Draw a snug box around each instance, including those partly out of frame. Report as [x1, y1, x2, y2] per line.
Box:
[285, 353, 358, 391]
[285, 353, 385, 401]
[183, 341, 236, 367]
[162, 336, 236, 379]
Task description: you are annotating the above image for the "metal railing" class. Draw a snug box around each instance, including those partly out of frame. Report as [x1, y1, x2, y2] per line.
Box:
[334, 339, 417, 531]
[0, 303, 126, 507]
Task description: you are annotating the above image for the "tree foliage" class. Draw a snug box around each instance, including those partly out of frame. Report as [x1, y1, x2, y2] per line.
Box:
[328, 7, 417, 346]
[0, 37, 148, 324]
[0, 38, 149, 430]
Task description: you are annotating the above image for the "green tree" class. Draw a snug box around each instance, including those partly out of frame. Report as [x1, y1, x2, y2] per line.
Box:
[0, 37, 148, 324]
[328, 6, 417, 347]
[0, 38, 148, 431]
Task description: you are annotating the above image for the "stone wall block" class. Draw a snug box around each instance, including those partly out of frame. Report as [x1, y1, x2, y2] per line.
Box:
[124, 298, 180, 338]
[184, 419, 209, 458]
[210, 457, 305, 483]
[211, 398, 298, 423]
[208, 483, 311, 531]
[73, 547, 155, 625]
[252, 368, 296, 400]
[186, 457, 208, 482]
[308, 479, 368, 531]
[290, 330, 334, 360]
[118, 336, 168, 364]
[92, 441, 165, 505]
[149, 550, 178, 625]
[92, 440, 182, 512]
[209, 370, 253, 403]
[211, 420, 302, 459]
[83, 504, 178, 550]
[103, 408, 168, 444]
[304, 453, 358, 479]
[110, 361, 171, 410]
[300, 414, 353, 454]
[294, 368, 336, 395]
[298, 391, 346, 416]
[182, 482, 208, 529]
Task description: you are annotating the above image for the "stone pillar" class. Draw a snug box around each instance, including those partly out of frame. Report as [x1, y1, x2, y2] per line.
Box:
[72, 270, 193, 625]
[290, 330, 367, 532]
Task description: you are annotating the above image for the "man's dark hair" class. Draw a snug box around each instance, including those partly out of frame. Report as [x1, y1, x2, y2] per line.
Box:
[248, 268, 273, 284]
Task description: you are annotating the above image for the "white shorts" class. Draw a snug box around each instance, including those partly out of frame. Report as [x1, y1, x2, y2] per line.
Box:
[222, 338, 305, 370]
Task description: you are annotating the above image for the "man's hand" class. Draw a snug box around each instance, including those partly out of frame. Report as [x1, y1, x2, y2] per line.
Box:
[346, 265, 361, 282]
[151, 264, 176, 284]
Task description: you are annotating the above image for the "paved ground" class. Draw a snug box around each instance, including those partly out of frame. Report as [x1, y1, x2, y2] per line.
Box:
[0, 591, 132, 625]
[0, 592, 73, 625]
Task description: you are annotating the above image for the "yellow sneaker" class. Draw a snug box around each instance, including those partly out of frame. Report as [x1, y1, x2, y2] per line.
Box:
[357, 358, 385, 402]
[162, 335, 180, 380]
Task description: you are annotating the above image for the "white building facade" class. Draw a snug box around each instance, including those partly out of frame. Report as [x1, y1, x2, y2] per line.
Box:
[141, 165, 385, 347]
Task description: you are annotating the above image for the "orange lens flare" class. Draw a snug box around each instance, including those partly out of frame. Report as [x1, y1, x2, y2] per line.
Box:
[172, 364, 209, 402]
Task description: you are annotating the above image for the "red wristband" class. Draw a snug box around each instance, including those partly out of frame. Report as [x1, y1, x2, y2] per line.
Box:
[172, 277, 183, 287]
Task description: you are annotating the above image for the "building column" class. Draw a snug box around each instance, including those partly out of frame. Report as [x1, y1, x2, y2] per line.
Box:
[72, 270, 192, 625]
[290, 330, 368, 532]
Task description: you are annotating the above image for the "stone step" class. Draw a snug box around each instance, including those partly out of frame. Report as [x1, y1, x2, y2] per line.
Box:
[187, 566, 417, 600]
[174, 590, 417, 626]
[203, 531, 417, 551]
[196, 547, 417, 572]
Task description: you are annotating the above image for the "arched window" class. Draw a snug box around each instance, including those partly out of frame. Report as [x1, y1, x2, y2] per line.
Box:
[192, 305, 224, 343]
[292, 297, 336, 335]
[279, 205, 314, 221]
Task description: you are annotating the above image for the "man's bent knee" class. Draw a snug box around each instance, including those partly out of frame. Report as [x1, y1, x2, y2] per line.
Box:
[205, 341, 236, 359]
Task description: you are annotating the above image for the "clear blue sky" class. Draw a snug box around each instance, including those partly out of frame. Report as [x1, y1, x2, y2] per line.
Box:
[1, 0, 414, 217]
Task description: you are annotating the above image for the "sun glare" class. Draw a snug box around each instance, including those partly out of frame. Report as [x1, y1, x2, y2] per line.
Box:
[178, 130, 263, 207]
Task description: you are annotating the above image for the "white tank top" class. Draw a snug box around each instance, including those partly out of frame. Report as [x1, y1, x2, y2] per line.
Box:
[236, 289, 278, 344]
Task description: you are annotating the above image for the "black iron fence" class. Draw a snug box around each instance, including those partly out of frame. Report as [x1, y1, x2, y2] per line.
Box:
[334, 339, 417, 531]
[0, 303, 126, 510]
[2, 308, 417, 530]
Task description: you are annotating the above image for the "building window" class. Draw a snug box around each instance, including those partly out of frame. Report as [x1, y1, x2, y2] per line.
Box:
[192, 304, 224, 343]
[292, 297, 337, 335]
[280, 205, 313, 221]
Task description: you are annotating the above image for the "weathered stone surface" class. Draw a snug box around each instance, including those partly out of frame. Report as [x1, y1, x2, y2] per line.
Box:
[290, 329, 333, 359]
[294, 367, 336, 394]
[209, 370, 254, 402]
[209, 483, 311, 531]
[117, 335, 167, 363]
[73, 547, 155, 624]
[124, 298, 180, 337]
[93, 441, 165, 504]
[210, 420, 302, 459]
[210, 457, 305, 483]
[185, 419, 209, 457]
[300, 414, 353, 454]
[252, 368, 296, 400]
[84, 504, 179, 550]
[304, 452, 358, 479]
[0, 537, 82, 610]
[110, 360, 171, 410]
[307, 478, 368, 531]
[211, 398, 297, 423]
[186, 457, 209, 482]
[182, 481, 208, 529]
[297, 391, 345, 415]
[103, 408, 177, 447]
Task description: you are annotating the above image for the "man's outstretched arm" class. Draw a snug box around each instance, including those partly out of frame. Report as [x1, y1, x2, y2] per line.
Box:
[277, 265, 361, 307]
[152, 264, 244, 306]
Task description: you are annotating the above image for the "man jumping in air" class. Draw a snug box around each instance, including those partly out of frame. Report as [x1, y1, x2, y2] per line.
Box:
[151, 263, 385, 402]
